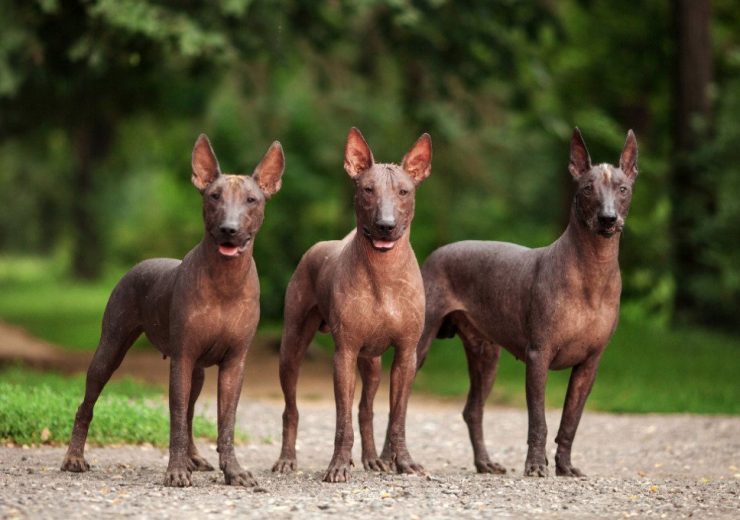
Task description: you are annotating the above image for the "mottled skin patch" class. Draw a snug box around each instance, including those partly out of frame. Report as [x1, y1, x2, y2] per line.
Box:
[417, 128, 638, 477]
[61, 134, 285, 488]
[272, 128, 432, 482]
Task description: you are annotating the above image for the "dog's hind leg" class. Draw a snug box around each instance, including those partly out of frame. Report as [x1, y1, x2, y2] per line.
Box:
[358, 356, 388, 472]
[272, 303, 322, 473]
[457, 315, 506, 474]
[61, 282, 142, 472]
[186, 367, 214, 471]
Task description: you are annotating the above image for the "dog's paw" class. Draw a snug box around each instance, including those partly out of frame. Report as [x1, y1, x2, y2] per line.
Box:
[556, 463, 585, 477]
[61, 454, 90, 473]
[271, 457, 297, 473]
[475, 459, 507, 474]
[524, 462, 549, 477]
[395, 457, 425, 475]
[362, 457, 391, 472]
[224, 469, 257, 487]
[323, 459, 353, 483]
[188, 454, 215, 472]
[164, 467, 193, 487]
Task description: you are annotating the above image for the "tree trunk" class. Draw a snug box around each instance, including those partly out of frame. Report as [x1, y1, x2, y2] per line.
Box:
[70, 119, 112, 280]
[671, 0, 713, 320]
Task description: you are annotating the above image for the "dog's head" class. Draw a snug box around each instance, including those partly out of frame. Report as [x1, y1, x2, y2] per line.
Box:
[343, 127, 432, 252]
[569, 128, 638, 238]
[191, 134, 284, 258]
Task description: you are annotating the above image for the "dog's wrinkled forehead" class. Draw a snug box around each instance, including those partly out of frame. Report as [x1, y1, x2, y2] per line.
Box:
[582, 163, 630, 188]
[359, 163, 415, 188]
[209, 174, 264, 200]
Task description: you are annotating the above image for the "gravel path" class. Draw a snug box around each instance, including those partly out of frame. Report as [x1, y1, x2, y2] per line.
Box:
[1, 397, 738, 518]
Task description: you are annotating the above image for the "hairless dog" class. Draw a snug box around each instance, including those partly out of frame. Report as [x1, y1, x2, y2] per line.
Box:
[61, 134, 284, 487]
[417, 128, 638, 477]
[272, 128, 431, 482]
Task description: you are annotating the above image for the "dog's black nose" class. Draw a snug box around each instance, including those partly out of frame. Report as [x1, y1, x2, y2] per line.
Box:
[220, 225, 238, 236]
[376, 219, 396, 233]
[598, 214, 617, 227]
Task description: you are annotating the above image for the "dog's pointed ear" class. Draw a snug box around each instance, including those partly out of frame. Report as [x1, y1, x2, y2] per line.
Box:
[568, 127, 592, 180]
[402, 133, 432, 185]
[192, 134, 221, 192]
[344, 127, 374, 179]
[253, 141, 285, 198]
[619, 129, 638, 181]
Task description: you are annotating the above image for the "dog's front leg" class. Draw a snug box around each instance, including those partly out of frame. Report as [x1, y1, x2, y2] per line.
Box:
[165, 355, 195, 487]
[554, 352, 601, 477]
[524, 345, 550, 477]
[217, 354, 256, 487]
[380, 344, 424, 475]
[358, 356, 389, 471]
[324, 345, 359, 482]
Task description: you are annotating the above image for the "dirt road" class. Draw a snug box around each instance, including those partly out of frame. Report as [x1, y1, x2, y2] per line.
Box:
[1, 321, 739, 518]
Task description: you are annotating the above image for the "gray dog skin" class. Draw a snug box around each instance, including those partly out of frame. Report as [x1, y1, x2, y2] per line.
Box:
[417, 128, 638, 477]
[272, 128, 431, 482]
[61, 134, 284, 488]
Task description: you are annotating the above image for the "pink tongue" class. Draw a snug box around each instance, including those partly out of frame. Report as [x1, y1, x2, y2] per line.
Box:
[219, 245, 240, 257]
[372, 239, 396, 250]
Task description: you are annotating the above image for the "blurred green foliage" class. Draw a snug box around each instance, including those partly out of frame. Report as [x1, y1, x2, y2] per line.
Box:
[0, 0, 738, 329]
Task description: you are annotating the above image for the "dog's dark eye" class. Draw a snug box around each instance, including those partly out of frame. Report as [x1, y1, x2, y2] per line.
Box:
[363, 186, 374, 194]
[619, 186, 628, 194]
[399, 189, 409, 196]
[247, 196, 256, 203]
[583, 185, 593, 195]
[210, 192, 220, 201]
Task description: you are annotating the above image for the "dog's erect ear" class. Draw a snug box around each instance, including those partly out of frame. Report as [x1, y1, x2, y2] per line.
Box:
[344, 127, 374, 178]
[402, 133, 432, 185]
[253, 141, 285, 198]
[192, 134, 221, 192]
[568, 127, 592, 180]
[619, 130, 638, 181]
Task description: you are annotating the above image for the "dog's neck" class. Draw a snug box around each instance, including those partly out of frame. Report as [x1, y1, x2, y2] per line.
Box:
[195, 234, 254, 296]
[350, 225, 415, 275]
[557, 205, 621, 277]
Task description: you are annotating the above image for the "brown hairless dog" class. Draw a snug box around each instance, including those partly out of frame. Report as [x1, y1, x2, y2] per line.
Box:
[61, 134, 284, 487]
[272, 128, 431, 482]
[417, 128, 638, 477]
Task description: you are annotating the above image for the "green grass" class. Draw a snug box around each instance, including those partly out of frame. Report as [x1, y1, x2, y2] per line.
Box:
[413, 318, 740, 414]
[0, 365, 227, 446]
[0, 255, 128, 349]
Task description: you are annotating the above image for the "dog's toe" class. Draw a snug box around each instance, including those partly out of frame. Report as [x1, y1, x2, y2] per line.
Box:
[61, 455, 90, 473]
[188, 454, 215, 472]
[271, 458, 297, 473]
[556, 464, 585, 477]
[164, 468, 193, 487]
[396, 458, 425, 475]
[524, 463, 549, 477]
[323, 462, 352, 483]
[362, 457, 390, 472]
[225, 470, 257, 487]
[475, 460, 507, 474]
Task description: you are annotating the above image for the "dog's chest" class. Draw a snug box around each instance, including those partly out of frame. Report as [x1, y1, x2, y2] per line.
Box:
[332, 281, 424, 353]
[546, 297, 619, 368]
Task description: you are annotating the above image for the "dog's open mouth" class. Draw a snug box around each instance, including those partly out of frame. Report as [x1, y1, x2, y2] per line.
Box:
[598, 226, 619, 237]
[371, 238, 396, 251]
[362, 227, 397, 252]
[218, 237, 251, 257]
